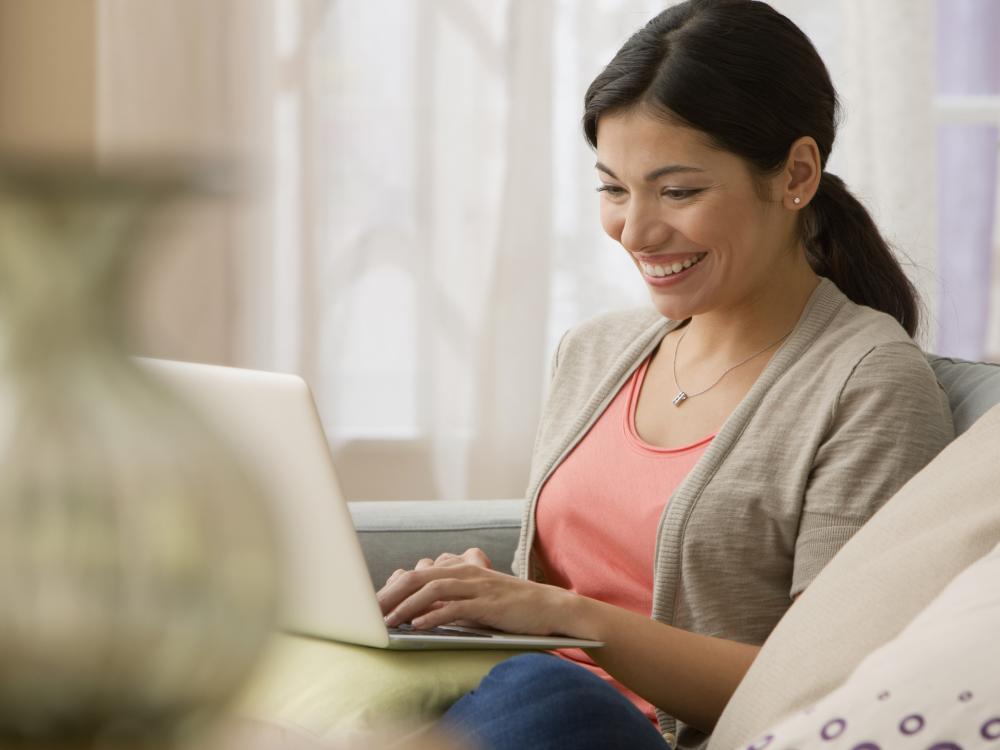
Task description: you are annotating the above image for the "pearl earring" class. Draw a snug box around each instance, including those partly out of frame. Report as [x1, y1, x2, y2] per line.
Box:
[793, 196, 802, 205]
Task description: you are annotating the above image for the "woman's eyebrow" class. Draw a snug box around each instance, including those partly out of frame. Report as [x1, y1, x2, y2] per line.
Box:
[595, 162, 707, 182]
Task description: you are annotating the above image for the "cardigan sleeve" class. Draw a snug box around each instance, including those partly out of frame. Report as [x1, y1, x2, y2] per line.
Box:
[512, 329, 571, 578]
[791, 341, 955, 596]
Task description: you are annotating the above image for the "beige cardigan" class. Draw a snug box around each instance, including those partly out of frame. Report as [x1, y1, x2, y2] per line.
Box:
[513, 279, 954, 748]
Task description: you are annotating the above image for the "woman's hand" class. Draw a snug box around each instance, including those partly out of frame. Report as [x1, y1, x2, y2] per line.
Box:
[380, 547, 493, 593]
[376, 563, 579, 637]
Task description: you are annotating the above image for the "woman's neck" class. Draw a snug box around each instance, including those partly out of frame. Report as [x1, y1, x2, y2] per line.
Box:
[677, 256, 821, 364]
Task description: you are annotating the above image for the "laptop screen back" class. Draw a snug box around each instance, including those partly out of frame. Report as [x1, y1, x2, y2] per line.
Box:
[138, 358, 390, 647]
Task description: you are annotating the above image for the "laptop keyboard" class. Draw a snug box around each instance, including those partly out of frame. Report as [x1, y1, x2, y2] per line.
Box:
[389, 623, 492, 638]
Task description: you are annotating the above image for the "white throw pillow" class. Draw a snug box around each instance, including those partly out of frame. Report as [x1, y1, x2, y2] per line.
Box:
[736, 540, 1000, 750]
[712, 405, 1000, 750]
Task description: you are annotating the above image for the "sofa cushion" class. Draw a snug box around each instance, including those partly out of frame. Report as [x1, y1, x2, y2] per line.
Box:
[709, 403, 1000, 750]
[237, 635, 516, 742]
[737, 539, 1000, 750]
[349, 500, 524, 587]
[927, 355, 1000, 435]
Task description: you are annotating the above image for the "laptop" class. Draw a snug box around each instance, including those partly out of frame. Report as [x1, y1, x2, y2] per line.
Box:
[140, 358, 603, 651]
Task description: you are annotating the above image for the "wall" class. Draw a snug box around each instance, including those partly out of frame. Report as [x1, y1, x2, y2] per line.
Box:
[0, 0, 270, 368]
[0, 0, 98, 155]
[97, 0, 274, 366]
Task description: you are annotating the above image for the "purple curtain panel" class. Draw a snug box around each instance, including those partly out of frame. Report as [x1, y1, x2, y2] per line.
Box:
[936, 0, 1000, 360]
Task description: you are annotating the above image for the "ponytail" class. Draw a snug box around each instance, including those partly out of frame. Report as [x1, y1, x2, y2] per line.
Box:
[804, 173, 919, 337]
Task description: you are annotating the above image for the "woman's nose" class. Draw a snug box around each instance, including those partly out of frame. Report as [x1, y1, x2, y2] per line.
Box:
[619, 198, 670, 253]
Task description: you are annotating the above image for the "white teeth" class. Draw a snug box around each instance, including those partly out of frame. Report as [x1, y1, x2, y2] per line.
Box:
[640, 253, 705, 278]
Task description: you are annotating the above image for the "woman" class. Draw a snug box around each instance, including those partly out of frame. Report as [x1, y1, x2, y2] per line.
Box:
[377, 1, 953, 748]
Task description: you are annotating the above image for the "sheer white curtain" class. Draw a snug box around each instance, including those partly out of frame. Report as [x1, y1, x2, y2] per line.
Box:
[293, 0, 661, 501]
[286, 1, 552, 502]
[97, 0, 992, 502]
[772, 0, 939, 340]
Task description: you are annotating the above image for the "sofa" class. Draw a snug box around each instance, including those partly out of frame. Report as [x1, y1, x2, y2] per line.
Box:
[240, 355, 1000, 749]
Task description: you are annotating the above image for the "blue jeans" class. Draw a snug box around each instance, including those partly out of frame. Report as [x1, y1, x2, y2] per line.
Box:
[440, 653, 672, 750]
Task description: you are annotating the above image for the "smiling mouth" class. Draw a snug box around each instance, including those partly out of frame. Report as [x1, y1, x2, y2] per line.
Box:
[639, 252, 707, 278]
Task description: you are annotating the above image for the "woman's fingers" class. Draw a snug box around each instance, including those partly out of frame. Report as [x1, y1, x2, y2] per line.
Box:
[460, 547, 493, 569]
[433, 549, 492, 569]
[384, 576, 481, 627]
[375, 555, 466, 601]
[377, 563, 489, 617]
[411, 600, 476, 630]
[376, 568, 407, 598]
[376, 551, 497, 615]
[380, 567, 572, 637]
[390, 568, 407, 584]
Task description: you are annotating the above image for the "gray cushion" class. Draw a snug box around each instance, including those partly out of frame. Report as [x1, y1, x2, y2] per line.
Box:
[348, 499, 524, 588]
[928, 354, 1000, 435]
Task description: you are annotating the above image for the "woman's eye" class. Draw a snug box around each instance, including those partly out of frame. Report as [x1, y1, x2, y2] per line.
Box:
[662, 188, 702, 200]
[595, 185, 703, 200]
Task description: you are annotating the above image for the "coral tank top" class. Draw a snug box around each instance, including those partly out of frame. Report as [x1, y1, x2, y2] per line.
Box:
[534, 354, 713, 723]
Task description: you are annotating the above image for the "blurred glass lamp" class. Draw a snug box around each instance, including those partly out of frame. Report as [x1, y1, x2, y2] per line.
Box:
[0, 159, 279, 749]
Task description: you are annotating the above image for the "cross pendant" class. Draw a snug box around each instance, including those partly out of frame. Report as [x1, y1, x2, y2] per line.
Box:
[672, 391, 688, 407]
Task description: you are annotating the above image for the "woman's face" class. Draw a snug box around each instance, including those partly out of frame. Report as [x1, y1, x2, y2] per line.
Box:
[595, 109, 797, 321]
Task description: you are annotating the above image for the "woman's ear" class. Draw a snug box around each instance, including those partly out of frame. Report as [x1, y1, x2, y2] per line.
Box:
[781, 136, 822, 211]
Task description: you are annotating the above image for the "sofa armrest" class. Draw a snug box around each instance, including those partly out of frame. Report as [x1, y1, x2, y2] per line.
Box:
[347, 499, 525, 588]
[927, 355, 1000, 436]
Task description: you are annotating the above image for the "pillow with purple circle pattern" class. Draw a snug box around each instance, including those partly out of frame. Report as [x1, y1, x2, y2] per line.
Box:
[738, 539, 1000, 750]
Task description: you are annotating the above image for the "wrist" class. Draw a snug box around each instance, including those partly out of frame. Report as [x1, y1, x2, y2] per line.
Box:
[549, 586, 609, 641]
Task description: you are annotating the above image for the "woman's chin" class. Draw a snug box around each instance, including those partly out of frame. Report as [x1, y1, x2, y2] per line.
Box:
[648, 292, 698, 322]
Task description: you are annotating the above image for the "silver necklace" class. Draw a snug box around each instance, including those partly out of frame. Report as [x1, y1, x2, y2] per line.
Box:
[671, 325, 792, 407]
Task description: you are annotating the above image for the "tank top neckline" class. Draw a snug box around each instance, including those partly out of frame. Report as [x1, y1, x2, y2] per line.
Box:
[624, 355, 716, 455]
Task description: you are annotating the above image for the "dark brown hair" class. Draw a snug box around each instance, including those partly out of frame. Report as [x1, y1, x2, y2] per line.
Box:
[583, 0, 919, 336]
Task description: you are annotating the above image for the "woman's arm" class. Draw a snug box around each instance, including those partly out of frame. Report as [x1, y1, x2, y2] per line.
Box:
[567, 594, 759, 732]
[788, 342, 954, 596]
[378, 565, 758, 733]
